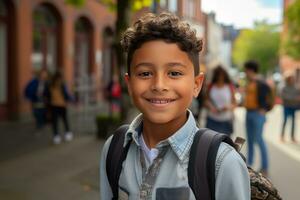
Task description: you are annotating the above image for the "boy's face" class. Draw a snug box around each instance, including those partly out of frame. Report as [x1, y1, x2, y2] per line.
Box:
[125, 40, 203, 125]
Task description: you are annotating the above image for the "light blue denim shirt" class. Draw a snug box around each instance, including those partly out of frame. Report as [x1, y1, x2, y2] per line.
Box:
[100, 110, 250, 200]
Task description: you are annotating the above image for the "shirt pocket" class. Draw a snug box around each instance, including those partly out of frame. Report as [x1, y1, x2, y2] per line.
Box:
[156, 187, 190, 200]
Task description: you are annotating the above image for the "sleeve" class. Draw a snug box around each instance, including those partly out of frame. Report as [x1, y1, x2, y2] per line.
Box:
[100, 136, 114, 200]
[24, 80, 35, 100]
[215, 144, 251, 200]
[62, 83, 74, 102]
[257, 81, 270, 109]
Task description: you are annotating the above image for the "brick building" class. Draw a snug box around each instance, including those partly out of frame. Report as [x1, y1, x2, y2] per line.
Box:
[0, 0, 204, 121]
[280, 0, 300, 77]
[0, 0, 115, 120]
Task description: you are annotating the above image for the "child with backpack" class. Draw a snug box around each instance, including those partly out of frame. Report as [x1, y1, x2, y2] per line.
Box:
[100, 12, 250, 200]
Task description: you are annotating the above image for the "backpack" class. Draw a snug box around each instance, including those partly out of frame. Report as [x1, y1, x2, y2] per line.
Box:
[257, 80, 275, 112]
[106, 125, 282, 200]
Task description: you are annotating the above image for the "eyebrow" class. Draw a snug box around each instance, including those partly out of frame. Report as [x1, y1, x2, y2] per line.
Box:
[133, 62, 155, 69]
[167, 62, 187, 68]
[134, 62, 187, 69]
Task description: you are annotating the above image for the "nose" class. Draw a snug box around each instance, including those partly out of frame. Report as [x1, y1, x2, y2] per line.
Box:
[151, 74, 168, 92]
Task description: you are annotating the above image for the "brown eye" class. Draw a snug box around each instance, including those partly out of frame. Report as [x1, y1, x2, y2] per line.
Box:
[137, 71, 152, 78]
[168, 71, 183, 77]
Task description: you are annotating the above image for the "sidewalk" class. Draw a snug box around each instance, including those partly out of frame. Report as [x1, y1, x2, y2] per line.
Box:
[0, 136, 103, 200]
[0, 103, 108, 162]
[0, 102, 137, 200]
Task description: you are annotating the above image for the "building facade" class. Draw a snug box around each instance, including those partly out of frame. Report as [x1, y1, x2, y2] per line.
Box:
[0, 0, 115, 120]
[280, 0, 300, 77]
[0, 0, 205, 121]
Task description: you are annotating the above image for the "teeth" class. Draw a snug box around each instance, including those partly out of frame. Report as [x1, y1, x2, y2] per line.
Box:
[149, 99, 172, 104]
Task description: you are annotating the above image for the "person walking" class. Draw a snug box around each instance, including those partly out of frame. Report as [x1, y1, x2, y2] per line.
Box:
[24, 69, 49, 130]
[45, 71, 73, 145]
[105, 74, 122, 116]
[243, 60, 270, 176]
[205, 65, 236, 136]
[280, 72, 300, 143]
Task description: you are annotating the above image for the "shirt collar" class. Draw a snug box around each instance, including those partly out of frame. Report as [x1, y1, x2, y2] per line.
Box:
[124, 110, 198, 161]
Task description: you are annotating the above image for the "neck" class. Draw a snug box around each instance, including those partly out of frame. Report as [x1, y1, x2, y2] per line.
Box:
[142, 112, 188, 149]
[216, 81, 225, 87]
[248, 75, 256, 82]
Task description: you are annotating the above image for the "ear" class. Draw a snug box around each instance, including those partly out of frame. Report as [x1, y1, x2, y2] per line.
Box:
[124, 73, 132, 96]
[193, 72, 204, 98]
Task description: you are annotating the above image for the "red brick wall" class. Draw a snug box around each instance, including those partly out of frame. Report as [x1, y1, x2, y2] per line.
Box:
[4, 0, 114, 119]
[280, 0, 300, 74]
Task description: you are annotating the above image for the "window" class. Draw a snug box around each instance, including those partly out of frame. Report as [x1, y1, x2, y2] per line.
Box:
[185, 0, 195, 18]
[32, 4, 59, 73]
[160, 0, 167, 8]
[102, 27, 114, 87]
[74, 17, 92, 81]
[0, 1, 7, 103]
[0, 1, 7, 16]
[168, 0, 177, 13]
[74, 17, 93, 102]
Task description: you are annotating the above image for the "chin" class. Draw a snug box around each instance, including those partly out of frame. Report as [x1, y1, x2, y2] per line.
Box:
[143, 111, 186, 125]
[142, 112, 173, 124]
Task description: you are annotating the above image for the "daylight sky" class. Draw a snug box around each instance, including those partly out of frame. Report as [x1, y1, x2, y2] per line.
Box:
[202, 0, 283, 28]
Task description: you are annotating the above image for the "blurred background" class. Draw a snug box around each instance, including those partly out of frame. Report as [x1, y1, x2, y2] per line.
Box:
[0, 0, 300, 199]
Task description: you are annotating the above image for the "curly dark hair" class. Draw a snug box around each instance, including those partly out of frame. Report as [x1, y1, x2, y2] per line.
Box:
[211, 65, 231, 84]
[120, 12, 203, 76]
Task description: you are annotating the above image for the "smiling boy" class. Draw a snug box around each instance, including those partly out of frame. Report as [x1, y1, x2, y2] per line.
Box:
[100, 12, 250, 200]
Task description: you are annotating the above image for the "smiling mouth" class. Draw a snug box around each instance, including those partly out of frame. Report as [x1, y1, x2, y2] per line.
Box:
[146, 98, 176, 104]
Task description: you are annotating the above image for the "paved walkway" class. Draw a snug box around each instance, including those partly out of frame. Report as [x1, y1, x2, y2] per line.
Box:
[0, 102, 137, 200]
[0, 136, 103, 200]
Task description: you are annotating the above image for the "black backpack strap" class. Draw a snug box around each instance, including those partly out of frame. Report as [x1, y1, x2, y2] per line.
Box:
[106, 124, 130, 200]
[188, 128, 235, 200]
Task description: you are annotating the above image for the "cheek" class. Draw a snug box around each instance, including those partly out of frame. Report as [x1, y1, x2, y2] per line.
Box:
[129, 81, 146, 98]
[175, 83, 195, 100]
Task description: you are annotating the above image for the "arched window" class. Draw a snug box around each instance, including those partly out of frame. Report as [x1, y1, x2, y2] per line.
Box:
[74, 17, 93, 82]
[32, 4, 61, 73]
[0, 1, 8, 104]
[102, 27, 114, 87]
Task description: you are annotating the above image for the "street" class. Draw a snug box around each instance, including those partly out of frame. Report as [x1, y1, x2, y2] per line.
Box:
[233, 105, 300, 200]
[0, 105, 300, 199]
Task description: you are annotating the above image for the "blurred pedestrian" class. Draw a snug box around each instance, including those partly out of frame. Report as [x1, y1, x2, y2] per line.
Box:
[105, 74, 121, 116]
[190, 77, 206, 124]
[243, 60, 270, 176]
[24, 69, 49, 130]
[45, 71, 73, 145]
[205, 65, 236, 136]
[280, 71, 300, 143]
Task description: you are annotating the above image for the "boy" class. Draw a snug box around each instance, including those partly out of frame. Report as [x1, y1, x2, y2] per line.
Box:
[100, 12, 250, 200]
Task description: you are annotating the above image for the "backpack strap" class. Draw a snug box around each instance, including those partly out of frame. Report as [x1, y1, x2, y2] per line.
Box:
[188, 128, 236, 200]
[106, 124, 130, 200]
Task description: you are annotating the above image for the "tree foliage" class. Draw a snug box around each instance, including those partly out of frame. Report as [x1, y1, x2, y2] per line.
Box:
[65, 0, 85, 7]
[283, 0, 300, 59]
[232, 22, 280, 75]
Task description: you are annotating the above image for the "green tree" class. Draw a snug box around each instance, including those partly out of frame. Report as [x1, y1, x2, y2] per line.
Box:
[283, 0, 300, 59]
[232, 22, 280, 75]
